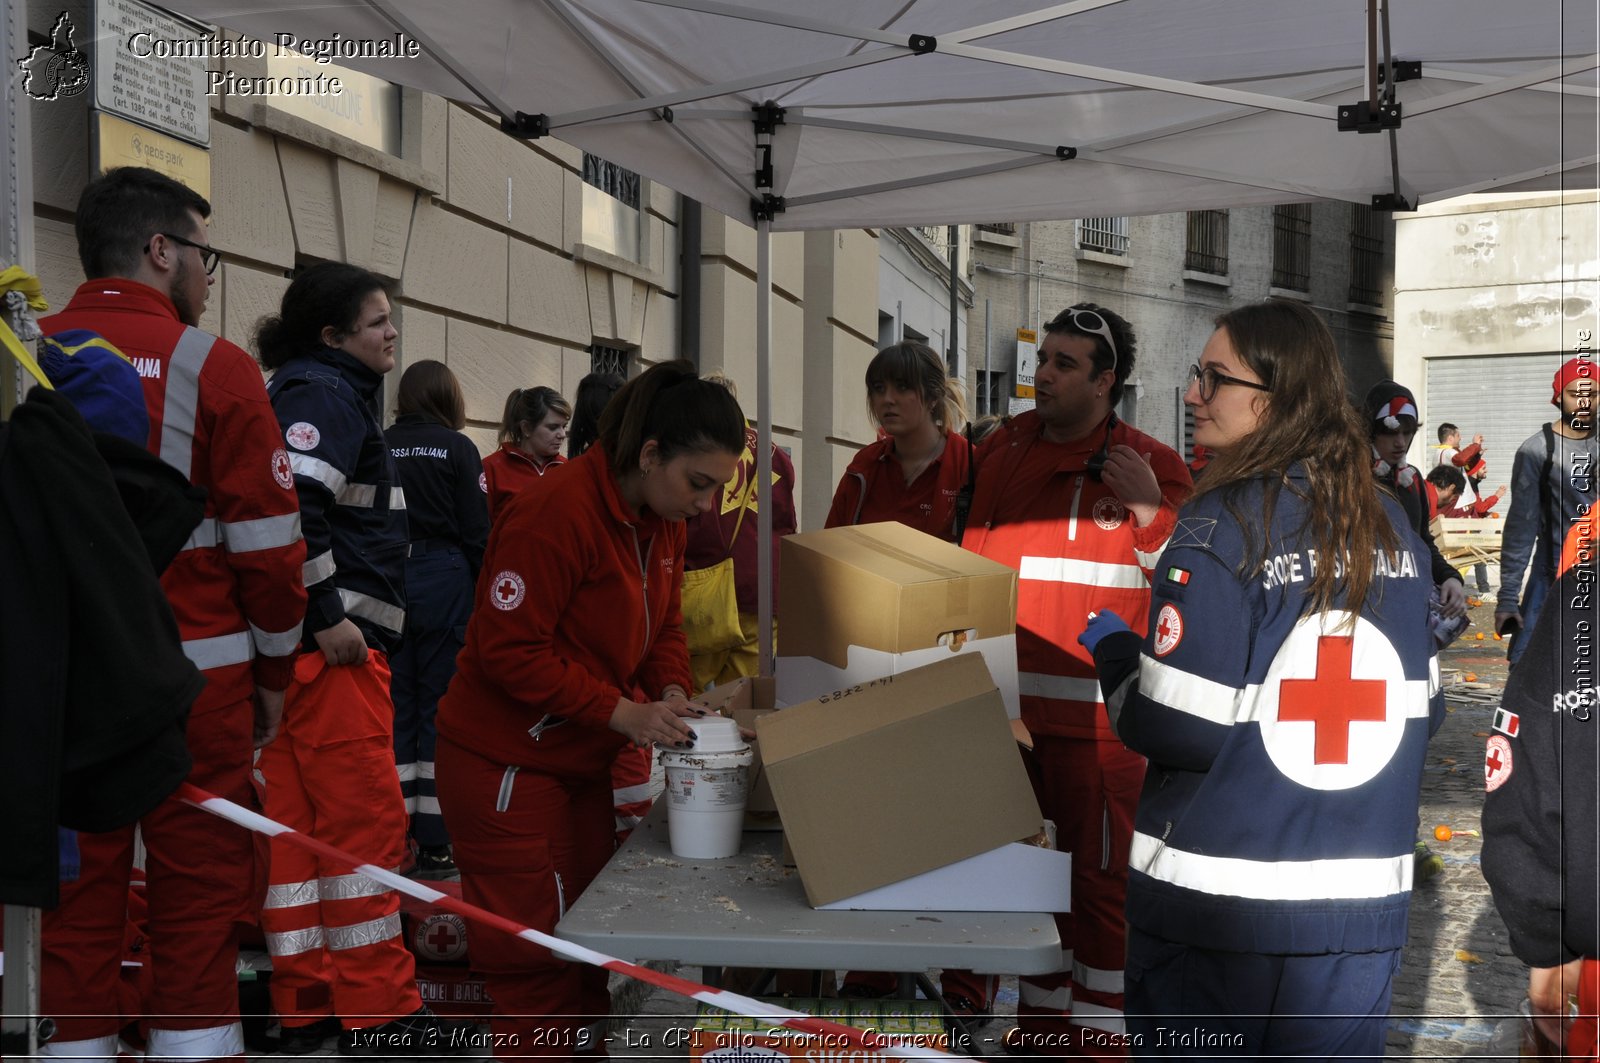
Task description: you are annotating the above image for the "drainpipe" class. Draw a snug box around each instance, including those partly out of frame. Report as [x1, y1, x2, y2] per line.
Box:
[680, 197, 702, 365]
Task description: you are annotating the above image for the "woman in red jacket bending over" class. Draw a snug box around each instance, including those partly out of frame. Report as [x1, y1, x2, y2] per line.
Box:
[825, 340, 971, 541]
[435, 360, 745, 1058]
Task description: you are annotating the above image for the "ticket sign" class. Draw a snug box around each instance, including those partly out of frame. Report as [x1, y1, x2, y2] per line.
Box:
[93, 0, 210, 146]
[1015, 327, 1037, 398]
[95, 111, 212, 199]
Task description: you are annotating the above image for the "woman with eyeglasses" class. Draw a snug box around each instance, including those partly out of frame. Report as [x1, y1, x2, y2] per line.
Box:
[961, 302, 1192, 1053]
[825, 340, 971, 541]
[1079, 299, 1439, 1059]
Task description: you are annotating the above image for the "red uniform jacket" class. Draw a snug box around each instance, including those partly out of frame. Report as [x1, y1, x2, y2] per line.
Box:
[824, 429, 973, 542]
[481, 442, 564, 522]
[42, 280, 306, 709]
[962, 411, 1191, 741]
[683, 424, 797, 614]
[438, 445, 693, 779]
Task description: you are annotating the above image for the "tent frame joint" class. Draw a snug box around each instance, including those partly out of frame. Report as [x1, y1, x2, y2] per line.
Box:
[500, 111, 550, 139]
[753, 101, 787, 136]
[1055, 146, 1077, 160]
[1379, 59, 1422, 83]
[1371, 192, 1415, 212]
[751, 194, 787, 221]
[1337, 100, 1402, 133]
[908, 33, 937, 54]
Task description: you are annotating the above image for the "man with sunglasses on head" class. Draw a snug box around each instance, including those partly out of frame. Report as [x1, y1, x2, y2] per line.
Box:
[963, 303, 1191, 1057]
[39, 166, 306, 1062]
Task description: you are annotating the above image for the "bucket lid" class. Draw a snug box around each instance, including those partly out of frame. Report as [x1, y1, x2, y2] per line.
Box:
[687, 715, 745, 753]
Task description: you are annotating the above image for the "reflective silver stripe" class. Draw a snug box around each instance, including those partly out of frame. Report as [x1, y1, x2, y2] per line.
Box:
[41, 1034, 118, 1060]
[1129, 831, 1411, 900]
[613, 781, 654, 805]
[416, 795, 442, 815]
[340, 588, 405, 634]
[1019, 554, 1148, 589]
[614, 811, 644, 830]
[251, 620, 302, 657]
[1018, 980, 1071, 1010]
[395, 762, 419, 783]
[1073, 960, 1125, 995]
[146, 1022, 245, 1061]
[264, 879, 321, 909]
[265, 925, 326, 957]
[390, 486, 407, 510]
[1071, 1001, 1126, 1033]
[181, 517, 220, 552]
[326, 911, 402, 951]
[1133, 542, 1169, 570]
[182, 630, 254, 670]
[303, 549, 337, 586]
[417, 760, 435, 780]
[289, 452, 348, 495]
[1019, 670, 1104, 704]
[403, 793, 418, 813]
[158, 327, 216, 479]
[222, 512, 303, 553]
[320, 872, 393, 901]
[338, 481, 379, 507]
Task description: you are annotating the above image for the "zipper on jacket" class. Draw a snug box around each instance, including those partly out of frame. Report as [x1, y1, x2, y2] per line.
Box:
[495, 766, 519, 812]
[629, 525, 651, 661]
[1067, 474, 1085, 541]
[555, 871, 567, 919]
[1100, 801, 1112, 872]
[528, 714, 566, 742]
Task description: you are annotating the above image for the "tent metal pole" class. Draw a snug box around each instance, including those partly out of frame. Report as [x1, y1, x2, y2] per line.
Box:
[756, 219, 774, 675]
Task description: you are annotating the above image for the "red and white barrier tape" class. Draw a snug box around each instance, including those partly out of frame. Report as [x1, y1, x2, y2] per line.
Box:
[177, 783, 955, 1059]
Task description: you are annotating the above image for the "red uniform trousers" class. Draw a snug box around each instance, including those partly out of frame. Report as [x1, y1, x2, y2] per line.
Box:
[1014, 735, 1144, 1059]
[436, 735, 614, 1060]
[258, 651, 420, 1029]
[1572, 959, 1600, 1060]
[610, 744, 654, 843]
[41, 703, 256, 1062]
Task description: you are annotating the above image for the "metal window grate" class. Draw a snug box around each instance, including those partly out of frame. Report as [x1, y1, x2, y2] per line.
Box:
[1271, 204, 1312, 291]
[1348, 204, 1385, 306]
[1078, 216, 1129, 255]
[1184, 210, 1229, 275]
[590, 344, 630, 377]
[582, 153, 640, 210]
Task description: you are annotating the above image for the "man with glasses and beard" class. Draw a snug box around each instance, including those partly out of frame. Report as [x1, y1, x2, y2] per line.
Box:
[962, 303, 1191, 1057]
[1496, 356, 1598, 665]
[39, 166, 307, 1060]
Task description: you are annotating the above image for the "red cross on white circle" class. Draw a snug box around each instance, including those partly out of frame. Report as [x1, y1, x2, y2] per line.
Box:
[1278, 636, 1386, 764]
[1485, 735, 1514, 792]
[1153, 604, 1182, 656]
[427, 921, 459, 954]
[490, 570, 525, 611]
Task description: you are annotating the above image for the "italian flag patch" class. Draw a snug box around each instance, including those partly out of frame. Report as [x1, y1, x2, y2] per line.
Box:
[1165, 566, 1191, 585]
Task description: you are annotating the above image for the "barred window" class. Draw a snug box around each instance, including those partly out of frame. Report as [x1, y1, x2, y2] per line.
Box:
[1077, 216, 1129, 256]
[1348, 204, 1385, 306]
[977, 222, 1017, 236]
[581, 153, 640, 209]
[1184, 210, 1229, 275]
[1272, 204, 1313, 291]
[590, 343, 630, 377]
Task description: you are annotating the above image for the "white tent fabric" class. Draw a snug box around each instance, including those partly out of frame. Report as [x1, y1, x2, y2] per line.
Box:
[156, 0, 1599, 669]
[161, 0, 1597, 227]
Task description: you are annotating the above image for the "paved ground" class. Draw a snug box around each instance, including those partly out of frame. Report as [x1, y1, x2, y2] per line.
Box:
[594, 595, 1534, 1060]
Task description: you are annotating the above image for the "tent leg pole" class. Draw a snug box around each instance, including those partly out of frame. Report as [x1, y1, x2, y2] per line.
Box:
[756, 219, 774, 676]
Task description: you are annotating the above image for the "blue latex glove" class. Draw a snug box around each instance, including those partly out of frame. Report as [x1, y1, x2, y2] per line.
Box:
[1078, 609, 1131, 655]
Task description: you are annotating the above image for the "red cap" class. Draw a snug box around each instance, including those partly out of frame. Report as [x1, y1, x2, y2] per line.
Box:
[1552, 356, 1597, 405]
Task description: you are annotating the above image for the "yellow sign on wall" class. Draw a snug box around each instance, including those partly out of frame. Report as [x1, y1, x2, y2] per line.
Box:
[1015, 327, 1037, 397]
[95, 111, 212, 199]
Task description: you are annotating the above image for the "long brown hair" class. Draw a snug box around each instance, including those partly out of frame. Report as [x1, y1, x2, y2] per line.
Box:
[395, 359, 466, 430]
[598, 360, 745, 475]
[1193, 300, 1399, 621]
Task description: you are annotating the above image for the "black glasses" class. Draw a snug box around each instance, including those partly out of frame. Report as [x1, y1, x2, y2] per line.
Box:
[1187, 363, 1271, 403]
[1063, 307, 1119, 375]
[146, 232, 220, 275]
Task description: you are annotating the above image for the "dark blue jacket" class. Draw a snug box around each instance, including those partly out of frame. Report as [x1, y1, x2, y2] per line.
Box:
[385, 413, 488, 581]
[268, 347, 407, 653]
[1092, 464, 1441, 955]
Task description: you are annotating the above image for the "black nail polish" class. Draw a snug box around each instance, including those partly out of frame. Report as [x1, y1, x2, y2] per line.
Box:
[690, 729, 700, 740]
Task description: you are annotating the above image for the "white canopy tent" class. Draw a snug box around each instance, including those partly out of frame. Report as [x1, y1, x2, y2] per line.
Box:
[142, 0, 1600, 668]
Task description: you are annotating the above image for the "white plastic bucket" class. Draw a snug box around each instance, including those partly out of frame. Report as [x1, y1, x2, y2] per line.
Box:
[659, 716, 753, 859]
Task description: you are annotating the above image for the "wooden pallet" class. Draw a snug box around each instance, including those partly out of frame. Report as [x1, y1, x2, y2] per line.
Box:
[1431, 516, 1503, 567]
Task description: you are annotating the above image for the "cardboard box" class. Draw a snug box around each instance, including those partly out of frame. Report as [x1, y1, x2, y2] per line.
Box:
[756, 654, 1043, 908]
[777, 522, 1021, 717]
[689, 997, 948, 1061]
[693, 675, 779, 826]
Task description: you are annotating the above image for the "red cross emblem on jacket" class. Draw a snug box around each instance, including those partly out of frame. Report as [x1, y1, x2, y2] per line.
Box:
[1278, 636, 1386, 764]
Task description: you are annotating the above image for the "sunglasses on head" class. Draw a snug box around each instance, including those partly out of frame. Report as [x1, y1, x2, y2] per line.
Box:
[1062, 306, 1119, 377]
